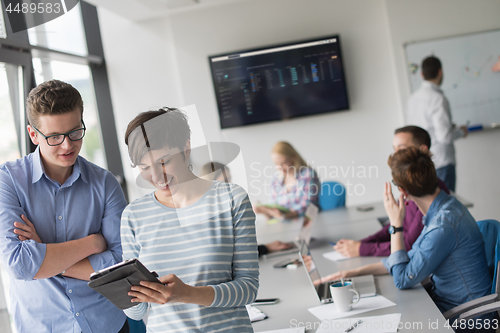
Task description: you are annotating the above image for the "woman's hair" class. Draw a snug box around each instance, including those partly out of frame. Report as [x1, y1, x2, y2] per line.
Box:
[271, 141, 308, 170]
[388, 146, 438, 197]
[200, 162, 230, 181]
[27, 80, 83, 128]
[125, 108, 190, 167]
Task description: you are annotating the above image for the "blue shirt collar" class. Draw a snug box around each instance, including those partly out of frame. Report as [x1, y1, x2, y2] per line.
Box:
[65, 158, 86, 187]
[422, 190, 448, 226]
[31, 147, 87, 186]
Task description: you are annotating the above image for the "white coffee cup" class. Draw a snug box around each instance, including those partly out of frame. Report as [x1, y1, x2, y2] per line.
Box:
[329, 281, 360, 312]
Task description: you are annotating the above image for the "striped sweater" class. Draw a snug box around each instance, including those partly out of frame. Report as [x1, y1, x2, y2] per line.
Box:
[121, 181, 259, 332]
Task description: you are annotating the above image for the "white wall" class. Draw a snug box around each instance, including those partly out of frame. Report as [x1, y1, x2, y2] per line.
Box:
[98, 7, 184, 200]
[167, 0, 400, 206]
[98, 0, 500, 221]
[385, 0, 500, 221]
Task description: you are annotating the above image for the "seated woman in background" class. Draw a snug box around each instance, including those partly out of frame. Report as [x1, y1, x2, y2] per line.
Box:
[321, 147, 492, 327]
[121, 108, 259, 332]
[255, 141, 320, 219]
[200, 161, 293, 257]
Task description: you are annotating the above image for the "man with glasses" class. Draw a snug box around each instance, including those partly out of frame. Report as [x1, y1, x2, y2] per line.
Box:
[0, 80, 129, 333]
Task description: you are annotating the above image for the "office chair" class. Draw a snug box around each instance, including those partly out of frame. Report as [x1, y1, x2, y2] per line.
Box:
[318, 181, 346, 211]
[443, 219, 500, 321]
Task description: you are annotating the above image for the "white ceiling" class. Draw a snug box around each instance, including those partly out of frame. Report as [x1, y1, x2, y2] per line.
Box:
[85, 0, 250, 21]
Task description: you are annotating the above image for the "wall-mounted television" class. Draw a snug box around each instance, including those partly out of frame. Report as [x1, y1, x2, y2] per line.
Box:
[209, 35, 349, 129]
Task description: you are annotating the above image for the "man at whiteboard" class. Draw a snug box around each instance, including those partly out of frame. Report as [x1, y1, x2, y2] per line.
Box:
[406, 56, 468, 192]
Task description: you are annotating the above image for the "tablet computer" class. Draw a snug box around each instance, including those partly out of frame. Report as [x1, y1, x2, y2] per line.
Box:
[88, 259, 161, 309]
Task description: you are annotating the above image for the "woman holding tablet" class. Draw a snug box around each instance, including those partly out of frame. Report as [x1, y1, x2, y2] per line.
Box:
[255, 141, 320, 219]
[121, 108, 258, 332]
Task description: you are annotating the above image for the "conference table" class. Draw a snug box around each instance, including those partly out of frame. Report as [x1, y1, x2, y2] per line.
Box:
[252, 202, 455, 333]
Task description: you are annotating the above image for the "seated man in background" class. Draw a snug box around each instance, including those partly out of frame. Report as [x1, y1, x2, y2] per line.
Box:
[200, 161, 293, 257]
[334, 126, 449, 257]
[322, 147, 493, 330]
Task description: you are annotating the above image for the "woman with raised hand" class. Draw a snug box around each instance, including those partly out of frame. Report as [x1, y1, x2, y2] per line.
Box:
[121, 108, 259, 332]
[321, 147, 492, 331]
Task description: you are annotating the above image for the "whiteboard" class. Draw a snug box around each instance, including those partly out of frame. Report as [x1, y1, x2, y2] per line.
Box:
[405, 30, 500, 128]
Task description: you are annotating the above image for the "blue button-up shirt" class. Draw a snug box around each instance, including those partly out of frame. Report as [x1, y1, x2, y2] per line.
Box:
[383, 190, 491, 312]
[0, 148, 127, 333]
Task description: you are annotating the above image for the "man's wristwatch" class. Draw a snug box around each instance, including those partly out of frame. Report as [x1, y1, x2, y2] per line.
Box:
[388, 225, 404, 234]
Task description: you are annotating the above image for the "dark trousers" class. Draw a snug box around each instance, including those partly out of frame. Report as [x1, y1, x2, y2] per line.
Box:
[436, 164, 456, 192]
[118, 320, 130, 333]
[82, 320, 129, 333]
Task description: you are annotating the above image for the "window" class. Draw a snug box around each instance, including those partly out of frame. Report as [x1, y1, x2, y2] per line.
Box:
[27, 4, 87, 56]
[0, 63, 23, 164]
[0, 49, 31, 333]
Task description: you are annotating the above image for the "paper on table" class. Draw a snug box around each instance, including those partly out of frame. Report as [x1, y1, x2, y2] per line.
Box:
[308, 295, 396, 321]
[322, 250, 349, 262]
[315, 313, 402, 333]
[257, 328, 305, 333]
[246, 304, 267, 322]
[267, 218, 281, 225]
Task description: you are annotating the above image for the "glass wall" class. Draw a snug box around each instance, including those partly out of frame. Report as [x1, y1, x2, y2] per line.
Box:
[0, 63, 23, 164]
[0, 62, 24, 333]
[27, 4, 87, 56]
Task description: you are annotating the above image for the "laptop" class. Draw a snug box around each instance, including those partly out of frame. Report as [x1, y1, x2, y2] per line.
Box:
[262, 203, 319, 258]
[298, 240, 377, 303]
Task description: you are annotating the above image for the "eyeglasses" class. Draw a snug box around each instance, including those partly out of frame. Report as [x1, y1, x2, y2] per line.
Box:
[392, 179, 399, 187]
[32, 120, 86, 146]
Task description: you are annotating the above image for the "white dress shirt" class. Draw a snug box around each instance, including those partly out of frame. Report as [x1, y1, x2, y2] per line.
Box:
[406, 80, 465, 169]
